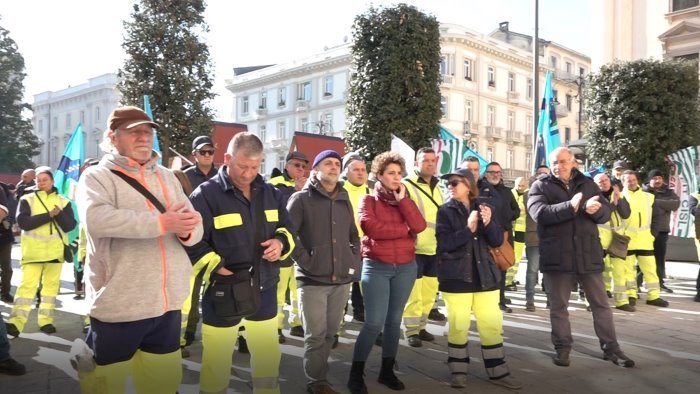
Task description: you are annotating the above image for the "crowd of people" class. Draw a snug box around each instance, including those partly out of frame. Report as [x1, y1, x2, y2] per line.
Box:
[1, 105, 700, 393]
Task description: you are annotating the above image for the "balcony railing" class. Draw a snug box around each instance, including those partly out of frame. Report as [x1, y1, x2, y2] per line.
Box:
[270, 138, 288, 151]
[442, 74, 454, 84]
[296, 100, 309, 111]
[255, 108, 267, 117]
[503, 168, 530, 181]
[505, 130, 521, 143]
[555, 104, 569, 118]
[507, 91, 519, 102]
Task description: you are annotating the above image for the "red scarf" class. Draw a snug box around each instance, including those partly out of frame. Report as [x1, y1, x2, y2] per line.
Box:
[374, 182, 409, 206]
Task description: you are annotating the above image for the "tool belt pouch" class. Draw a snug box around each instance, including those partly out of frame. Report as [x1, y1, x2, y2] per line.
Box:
[607, 231, 630, 260]
[210, 271, 260, 321]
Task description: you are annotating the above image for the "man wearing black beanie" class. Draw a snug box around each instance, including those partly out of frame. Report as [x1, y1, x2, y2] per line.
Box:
[641, 169, 680, 293]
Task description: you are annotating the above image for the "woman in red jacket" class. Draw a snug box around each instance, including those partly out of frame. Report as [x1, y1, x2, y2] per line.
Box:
[347, 152, 427, 394]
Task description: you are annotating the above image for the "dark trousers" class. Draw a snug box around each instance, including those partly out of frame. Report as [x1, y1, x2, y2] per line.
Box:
[351, 281, 364, 314]
[87, 310, 181, 365]
[544, 272, 619, 351]
[0, 241, 12, 296]
[185, 270, 205, 337]
[637, 232, 668, 287]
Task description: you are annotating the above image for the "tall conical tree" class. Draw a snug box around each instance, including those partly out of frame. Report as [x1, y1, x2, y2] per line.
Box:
[346, 3, 442, 160]
[119, 0, 215, 164]
[585, 59, 700, 175]
[0, 21, 40, 172]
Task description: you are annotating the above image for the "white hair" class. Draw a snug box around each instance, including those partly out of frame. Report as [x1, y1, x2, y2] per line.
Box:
[99, 129, 117, 154]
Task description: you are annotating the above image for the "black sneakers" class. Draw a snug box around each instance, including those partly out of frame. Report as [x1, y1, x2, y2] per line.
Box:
[5, 323, 19, 338]
[0, 358, 26, 376]
[39, 324, 56, 334]
[615, 304, 636, 312]
[553, 349, 570, 367]
[603, 349, 635, 368]
[646, 298, 669, 307]
[418, 329, 434, 342]
[289, 325, 305, 338]
[428, 308, 446, 321]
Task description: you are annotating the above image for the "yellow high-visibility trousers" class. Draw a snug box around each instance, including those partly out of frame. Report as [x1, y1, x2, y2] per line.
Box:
[403, 278, 423, 337]
[506, 241, 525, 286]
[81, 350, 181, 394]
[200, 317, 280, 394]
[602, 255, 613, 292]
[9, 262, 61, 332]
[276, 266, 301, 329]
[626, 254, 661, 301]
[611, 256, 633, 306]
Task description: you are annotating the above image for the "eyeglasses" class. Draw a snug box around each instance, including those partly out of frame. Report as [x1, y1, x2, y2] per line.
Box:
[485, 171, 502, 175]
[290, 162, 307, 169]
[447, 180, 463, 188]
[197, 149, 215, 156]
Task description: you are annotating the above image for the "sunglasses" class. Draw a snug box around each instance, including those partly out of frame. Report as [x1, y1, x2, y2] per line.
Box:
[197, 149, 215, 156]
[447, 179, 464, 187]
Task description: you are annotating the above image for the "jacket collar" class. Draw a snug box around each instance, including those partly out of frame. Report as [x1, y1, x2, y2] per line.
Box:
[215, 166, 265, 194]
[104, 151, 159, 174]
[304, 176, 348, 201]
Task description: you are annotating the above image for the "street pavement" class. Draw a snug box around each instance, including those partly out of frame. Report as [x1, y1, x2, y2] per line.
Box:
[2, 243, 699, 393]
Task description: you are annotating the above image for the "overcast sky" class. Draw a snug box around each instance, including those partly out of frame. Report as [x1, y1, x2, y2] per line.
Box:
[1, 0, 592, 121]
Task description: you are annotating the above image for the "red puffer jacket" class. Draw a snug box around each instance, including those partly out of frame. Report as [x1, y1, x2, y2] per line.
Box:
[359, 194, 427, 264]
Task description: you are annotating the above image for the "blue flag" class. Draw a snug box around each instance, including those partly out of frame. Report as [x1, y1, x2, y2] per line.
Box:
[535, 71, 560, 169]
[144, 95, 162, 164]
[53, 123, 84, 258]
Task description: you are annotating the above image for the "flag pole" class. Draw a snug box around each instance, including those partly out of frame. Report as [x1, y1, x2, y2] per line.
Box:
[532, 0, 539, 174]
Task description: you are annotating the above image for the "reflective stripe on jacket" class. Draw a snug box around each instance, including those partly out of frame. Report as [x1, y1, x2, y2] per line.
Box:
[403, 174, 443, 255]
[621, 187, 655, 249]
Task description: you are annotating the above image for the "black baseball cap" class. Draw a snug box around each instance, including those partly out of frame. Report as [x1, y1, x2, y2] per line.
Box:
[440, 168, 475, 184]
[192, 136, 214, 150]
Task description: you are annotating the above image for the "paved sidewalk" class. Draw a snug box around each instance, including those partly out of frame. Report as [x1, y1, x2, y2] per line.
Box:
[2, 244, 699, 393]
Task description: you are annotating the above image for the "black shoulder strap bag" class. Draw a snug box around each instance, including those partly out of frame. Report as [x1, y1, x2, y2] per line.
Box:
[405, 178, 440, 208]
[110, 170, 166, 213]
[34, 192, 74, 263]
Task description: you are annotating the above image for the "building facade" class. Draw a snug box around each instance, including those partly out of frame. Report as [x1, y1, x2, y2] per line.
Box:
[593, 0, 700, 66]
[226, 23, 590, 180]
[32, 73, 121, 169]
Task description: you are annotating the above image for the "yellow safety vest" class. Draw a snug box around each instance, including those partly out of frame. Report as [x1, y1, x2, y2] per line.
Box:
[621, 187, 655, 249]
[511, 189, 526, 233]
[269, 175, 295, 188]
[20, 190, 70, 264]
[597, 195, 625, 249]
[343, 181, 371, 238]
[403, 174, 443, 255]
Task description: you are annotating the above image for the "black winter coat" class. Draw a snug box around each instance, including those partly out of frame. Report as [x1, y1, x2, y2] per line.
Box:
[527, 169, 612, 274]
[436, 198, 504, 292]
[478, 179, 520, 232]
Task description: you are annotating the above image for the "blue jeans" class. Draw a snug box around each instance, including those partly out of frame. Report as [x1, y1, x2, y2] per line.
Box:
[0, 313, 10, 361]
[525, 246, 540, 301]
[352, 258, 417, 362]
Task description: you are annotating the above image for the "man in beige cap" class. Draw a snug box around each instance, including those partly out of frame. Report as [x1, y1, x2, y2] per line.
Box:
[76, 106, 203, 393]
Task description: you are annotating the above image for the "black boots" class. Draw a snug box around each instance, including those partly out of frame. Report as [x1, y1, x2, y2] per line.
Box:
[377, 357, 405, 390]
[347, 361, 368, 394]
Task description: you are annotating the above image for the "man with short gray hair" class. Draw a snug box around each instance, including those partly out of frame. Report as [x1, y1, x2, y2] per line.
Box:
[187, 132, 296, 394]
